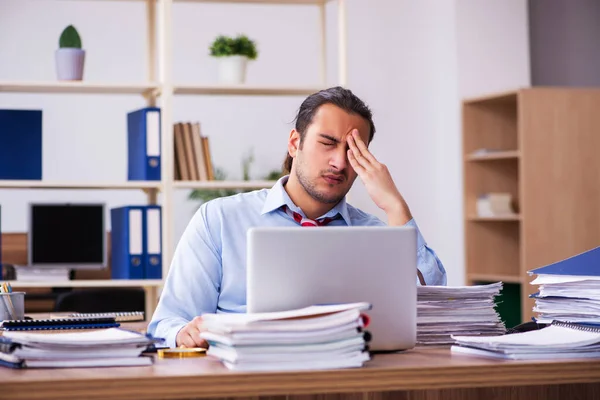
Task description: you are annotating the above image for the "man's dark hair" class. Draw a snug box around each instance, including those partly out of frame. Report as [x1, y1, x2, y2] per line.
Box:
[282, 86, 376, 174]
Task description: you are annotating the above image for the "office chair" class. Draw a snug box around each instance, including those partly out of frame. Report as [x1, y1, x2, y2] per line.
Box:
[54, 288, 145, 313]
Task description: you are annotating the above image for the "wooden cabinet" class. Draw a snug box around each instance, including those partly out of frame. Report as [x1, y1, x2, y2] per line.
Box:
[463, 88, 600, 324]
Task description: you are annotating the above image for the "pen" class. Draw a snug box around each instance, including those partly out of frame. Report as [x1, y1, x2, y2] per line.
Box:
[1, 282, 16, 320]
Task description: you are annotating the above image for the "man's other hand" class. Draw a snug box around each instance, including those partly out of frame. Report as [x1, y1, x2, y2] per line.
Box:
[175, 316, 208, 348]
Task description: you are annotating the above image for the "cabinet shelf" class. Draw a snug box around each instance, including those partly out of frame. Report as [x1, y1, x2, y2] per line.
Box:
[467, 273, 523, 284]
[0, 181, 162, 190]
[0, 81, 157, 95]
[466, 150, 520, 161]
[173, 180, 275, 190]
[174, 84, 323, 96]
[8, 279, 163, 289]
[468, 215, 521, 221]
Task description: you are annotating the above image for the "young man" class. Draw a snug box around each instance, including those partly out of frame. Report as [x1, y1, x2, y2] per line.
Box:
[147, 86, 447, 348]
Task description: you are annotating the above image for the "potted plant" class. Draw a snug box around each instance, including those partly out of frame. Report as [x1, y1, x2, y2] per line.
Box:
[189, 149, 282, 204]
[55, 25, 85, 81]
[209, 34, 258, 84]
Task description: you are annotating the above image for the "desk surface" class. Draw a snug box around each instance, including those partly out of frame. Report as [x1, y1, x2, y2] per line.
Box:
[2, 347, 600, 400]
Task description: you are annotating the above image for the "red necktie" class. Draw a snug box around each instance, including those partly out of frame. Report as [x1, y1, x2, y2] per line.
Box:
[283, 205, 337, 227]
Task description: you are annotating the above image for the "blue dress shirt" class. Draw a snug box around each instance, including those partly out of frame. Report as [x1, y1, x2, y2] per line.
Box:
[148, 176, 447, 347]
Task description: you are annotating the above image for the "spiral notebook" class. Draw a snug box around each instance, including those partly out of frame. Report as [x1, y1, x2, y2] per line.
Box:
[0, 317, 120, 331]
[67, 311, 145, 322]
[450, 321, 600, 360]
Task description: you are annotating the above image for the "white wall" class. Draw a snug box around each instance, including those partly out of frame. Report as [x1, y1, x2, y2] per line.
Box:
[456, 0, 531, 99]
[0, 0, 530, 287]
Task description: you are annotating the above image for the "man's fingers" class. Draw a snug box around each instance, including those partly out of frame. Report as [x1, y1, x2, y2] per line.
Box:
[348, 149, 366, 175]
[347, 135, 372, 170]
[350, 130, 377, 164]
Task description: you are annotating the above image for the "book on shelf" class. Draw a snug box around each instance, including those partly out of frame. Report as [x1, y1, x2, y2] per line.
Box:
[199, 302, 372, 372]
[476, 192, 517, 218]
[174, 121, 214, 182]
[127, 107, 161, 181]
[110, 205, 162, 280]
[0, 109, 42, 180]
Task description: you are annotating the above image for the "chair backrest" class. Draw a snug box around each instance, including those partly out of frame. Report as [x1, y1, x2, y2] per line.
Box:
[54, 288, 145, 313]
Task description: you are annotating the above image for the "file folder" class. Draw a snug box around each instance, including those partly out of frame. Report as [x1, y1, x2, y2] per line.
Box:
[144, 205, 162, 279]
[110, 206, 145, 279]
[528, 246, 600, 277]
[127, 107, 161, 181]
[0, 109, 42, 180]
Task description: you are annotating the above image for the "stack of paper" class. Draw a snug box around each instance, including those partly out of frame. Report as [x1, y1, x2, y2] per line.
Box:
[529, 246, 600, 324]
[199, 302, 372, 371]
[0, 328, 159, 369]
[417, 282, 506, 345]
[451, 321, 600, 360]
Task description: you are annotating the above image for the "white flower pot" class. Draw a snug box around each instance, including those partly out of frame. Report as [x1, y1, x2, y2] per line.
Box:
[217, 55, 248, 84]
[55, 48, 85, 81]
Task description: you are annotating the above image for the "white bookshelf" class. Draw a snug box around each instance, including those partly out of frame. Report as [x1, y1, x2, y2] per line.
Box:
[7, 280, 164, 289]
[174, 84, 325, 96]
[0, 181, 162, 190]
[1, 0, 348, 316]
[173, 180, 275, 189]
[0, 81, 157, 96]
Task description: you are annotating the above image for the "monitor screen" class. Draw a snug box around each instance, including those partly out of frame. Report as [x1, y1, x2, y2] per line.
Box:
[29, 203, 106, 268]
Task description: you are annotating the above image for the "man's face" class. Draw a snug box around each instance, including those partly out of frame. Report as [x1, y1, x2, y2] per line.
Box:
[289, 103, 371, 205]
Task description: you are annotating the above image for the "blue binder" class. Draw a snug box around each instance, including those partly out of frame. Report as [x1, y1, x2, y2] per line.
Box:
[127, 107, 161, 181]
[110, 206, 145, 279]
[143, 205, 162, 279]
[0, 109, 42, 180]
[528, 246, 600, 276]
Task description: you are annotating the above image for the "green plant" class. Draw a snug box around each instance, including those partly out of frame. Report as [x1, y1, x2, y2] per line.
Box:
[189, 150, 282, 203]
[59, 25, 82, 49]
[209, 34, 258, 60]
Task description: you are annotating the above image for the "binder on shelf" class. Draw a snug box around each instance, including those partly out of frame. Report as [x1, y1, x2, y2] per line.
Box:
[110, 206, 145, 280]
[127, 107, 161, 181]
[144, 205, 162, 279]
[528, 246, 600, 277]
[0, 109, 42, 180]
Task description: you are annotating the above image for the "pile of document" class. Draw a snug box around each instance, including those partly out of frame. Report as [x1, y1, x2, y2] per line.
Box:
[0, 327, 159, 369]
[417, 282, 506, 345]
[199, 302, 372, 371]
[529, 246, 600, 324]
[451, 321, 600, 360]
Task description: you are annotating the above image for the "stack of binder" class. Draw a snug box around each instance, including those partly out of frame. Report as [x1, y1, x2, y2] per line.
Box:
[110, 205, 162, 280]
[417, 283, 506, 345]
[529, 246, 600, 324]
[0, 327, 160, 369]
[199, 302, 372, 371]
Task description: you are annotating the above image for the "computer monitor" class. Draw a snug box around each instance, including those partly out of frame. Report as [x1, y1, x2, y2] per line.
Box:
[28, 203, 106, 270]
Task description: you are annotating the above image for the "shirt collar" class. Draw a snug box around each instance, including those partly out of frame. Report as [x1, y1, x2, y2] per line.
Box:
[261, 175, 352, 226]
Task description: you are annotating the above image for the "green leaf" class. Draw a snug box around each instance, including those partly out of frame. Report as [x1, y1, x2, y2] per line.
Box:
[209, 34, 258, 60]
[59, 25, 82, 49]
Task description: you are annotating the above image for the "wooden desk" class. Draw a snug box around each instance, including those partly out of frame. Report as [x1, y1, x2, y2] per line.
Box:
[1, 347, 599, 400]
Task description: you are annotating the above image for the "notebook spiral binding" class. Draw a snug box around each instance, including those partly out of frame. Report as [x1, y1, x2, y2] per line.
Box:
[552, 320, 600, 333]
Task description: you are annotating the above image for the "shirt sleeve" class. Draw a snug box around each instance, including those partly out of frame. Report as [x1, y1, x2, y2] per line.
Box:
[404, 219, 447, 286]
[146, 202, 222, 348]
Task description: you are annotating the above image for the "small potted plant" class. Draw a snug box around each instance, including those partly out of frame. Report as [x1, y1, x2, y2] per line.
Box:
[209, 34, 258, 84]
[55, 25, 85, 81]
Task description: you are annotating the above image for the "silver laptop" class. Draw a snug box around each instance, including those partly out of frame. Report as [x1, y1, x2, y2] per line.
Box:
[246, 226, 417, 352]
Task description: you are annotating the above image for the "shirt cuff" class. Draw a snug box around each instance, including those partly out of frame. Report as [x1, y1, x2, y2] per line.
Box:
[403, 218, 427, 250]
